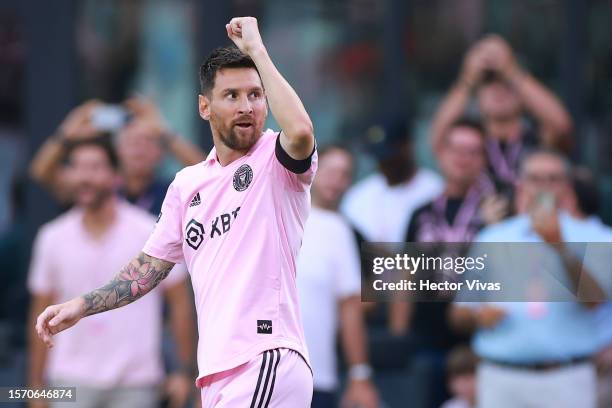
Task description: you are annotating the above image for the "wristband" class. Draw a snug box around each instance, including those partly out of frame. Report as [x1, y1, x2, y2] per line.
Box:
[348, 363, 373, 381]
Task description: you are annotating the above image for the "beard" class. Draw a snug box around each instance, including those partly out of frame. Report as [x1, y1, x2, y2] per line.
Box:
[219, 126, 259, 151]
[74, 184, 114, 210]
[210, 113, 263, 152]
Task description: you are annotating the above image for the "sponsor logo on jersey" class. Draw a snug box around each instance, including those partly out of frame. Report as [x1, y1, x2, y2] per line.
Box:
[185, 219, 205, 250]
[257, 320, 272, 334]
[189, 192, 202, 207]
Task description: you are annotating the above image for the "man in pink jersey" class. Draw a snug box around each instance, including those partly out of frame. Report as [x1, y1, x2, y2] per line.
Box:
[35, 16, 317, 407]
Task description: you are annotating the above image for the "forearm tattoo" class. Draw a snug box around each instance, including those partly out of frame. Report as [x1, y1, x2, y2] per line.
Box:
[82, 252, 174, 317]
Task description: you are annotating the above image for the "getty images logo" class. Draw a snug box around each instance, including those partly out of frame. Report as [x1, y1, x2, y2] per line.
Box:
[257, 320, 272, 334]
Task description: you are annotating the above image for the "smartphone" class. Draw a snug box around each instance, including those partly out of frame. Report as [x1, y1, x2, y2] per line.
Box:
[535, 191, 556, 212]
[91, 105, 131, 132]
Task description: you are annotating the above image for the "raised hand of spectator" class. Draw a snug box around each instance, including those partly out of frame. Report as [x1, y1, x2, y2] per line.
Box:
[530, 199, 562, 244]
[459, 42, 489, 89]
[341, 379, 379, 408]
[478, 34, 521, 80]
[57, 99, 102, 140]
[124, 96, 168, 137]
[480, 194, 510, 225]
[124, 95, 206, 166]
[29, 99, 103, 198]
[476, 305, 506, 328]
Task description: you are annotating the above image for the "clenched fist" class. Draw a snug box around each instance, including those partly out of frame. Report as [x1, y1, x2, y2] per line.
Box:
[226, 17, 265, 56]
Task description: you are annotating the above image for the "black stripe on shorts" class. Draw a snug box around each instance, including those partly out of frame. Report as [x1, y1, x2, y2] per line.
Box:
[250, 349, 281, 408]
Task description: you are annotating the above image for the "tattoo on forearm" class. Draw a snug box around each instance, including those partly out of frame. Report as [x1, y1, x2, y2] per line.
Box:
[82, 252, 174, 317]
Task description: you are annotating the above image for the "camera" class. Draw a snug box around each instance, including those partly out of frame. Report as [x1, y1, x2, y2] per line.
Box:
[91, 105, 132, 132]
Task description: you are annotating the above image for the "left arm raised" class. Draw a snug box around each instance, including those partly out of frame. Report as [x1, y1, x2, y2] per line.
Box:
[227, 17, 315, 160]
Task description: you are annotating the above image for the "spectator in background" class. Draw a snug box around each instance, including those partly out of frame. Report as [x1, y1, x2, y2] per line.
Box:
[27, 136, 196, 408]
[565, 166, 603, 225]
[297, 145, 378, 408]
[28, 99, 203, 407]
[564, 166, 612, 408]
[341, 117, 444, 243]
[440, 346, 478, 408]
[430, 35, 573, 196]
[341, 117, 443, 336]
[399, 119, 495, 408]
[0, 176, 28, 390]
[406, 119, 500, 245]
[450, 150, 607, 408]
[115, 98, 204, 215]
[29, 97, 206, 214]
[596, 301, 612, 408]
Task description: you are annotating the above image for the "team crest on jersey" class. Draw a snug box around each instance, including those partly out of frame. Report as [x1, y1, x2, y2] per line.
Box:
[233, 164, 253, 192]
[185, 219, 205, 250]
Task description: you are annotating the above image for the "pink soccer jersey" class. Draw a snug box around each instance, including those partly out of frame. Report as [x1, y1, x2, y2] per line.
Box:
[143, 129, 317, 386]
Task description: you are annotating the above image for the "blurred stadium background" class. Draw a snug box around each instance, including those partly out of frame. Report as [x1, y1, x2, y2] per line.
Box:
[1, 1, 612, 408]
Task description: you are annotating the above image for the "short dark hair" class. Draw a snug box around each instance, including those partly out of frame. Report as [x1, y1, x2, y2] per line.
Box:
[518, 148, 572, 179]
[64, 134, 119, 170]
[318, 142, 353, 159]
[444, 117, 485, 143]
[199, 46, 259, 95]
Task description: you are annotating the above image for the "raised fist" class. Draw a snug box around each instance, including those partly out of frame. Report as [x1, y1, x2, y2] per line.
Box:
[226, 17, 265, 56]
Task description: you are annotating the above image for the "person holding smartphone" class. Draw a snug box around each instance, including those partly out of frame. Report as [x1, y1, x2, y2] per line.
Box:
[450, 149, 608, 408]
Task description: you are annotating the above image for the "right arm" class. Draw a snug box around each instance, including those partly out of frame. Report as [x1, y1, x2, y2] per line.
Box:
[36, 252, 174, 347]
[29, 136, 66, 189]
[124, 97, 206, 166]
[430, 82, 473, 157]
[430, 44, 487, 156]
[29, 100, 102, 200]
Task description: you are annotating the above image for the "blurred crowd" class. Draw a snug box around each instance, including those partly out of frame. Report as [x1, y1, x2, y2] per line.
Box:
[1, 4, 612, 408]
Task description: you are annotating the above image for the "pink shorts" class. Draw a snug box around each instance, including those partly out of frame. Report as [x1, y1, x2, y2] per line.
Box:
[200, 348, 313, 408]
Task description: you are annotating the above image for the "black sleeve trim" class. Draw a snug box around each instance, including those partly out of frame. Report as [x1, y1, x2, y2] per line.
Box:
[274, 133, 316, 174]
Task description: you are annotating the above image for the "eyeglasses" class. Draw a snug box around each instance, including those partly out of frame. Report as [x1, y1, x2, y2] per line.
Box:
[446, 145, 484, 157]
[522, 173, 567, 185]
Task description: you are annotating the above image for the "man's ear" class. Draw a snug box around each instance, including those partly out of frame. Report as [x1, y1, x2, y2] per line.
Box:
[198, 94, 211, 121]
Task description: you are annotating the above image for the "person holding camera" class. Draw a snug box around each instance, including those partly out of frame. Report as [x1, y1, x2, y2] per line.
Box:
[430, 34, 573, 195]
[29, 97, 205, 214]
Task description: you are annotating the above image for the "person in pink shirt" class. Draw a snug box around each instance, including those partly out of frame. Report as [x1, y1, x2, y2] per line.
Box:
[28, 136, 196, 408]
[36, 16, 317, 407]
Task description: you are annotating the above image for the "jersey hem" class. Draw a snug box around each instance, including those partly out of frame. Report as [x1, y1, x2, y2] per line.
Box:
[195, 338, 311, 388]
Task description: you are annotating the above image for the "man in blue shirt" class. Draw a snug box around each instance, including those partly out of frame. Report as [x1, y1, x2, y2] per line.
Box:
[450, 149, 610, 408]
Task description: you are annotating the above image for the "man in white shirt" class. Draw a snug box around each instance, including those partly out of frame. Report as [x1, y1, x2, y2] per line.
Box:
[297, 145, 378, 408]
[341, 118, 443, 336]
[341, 118, 443, 243]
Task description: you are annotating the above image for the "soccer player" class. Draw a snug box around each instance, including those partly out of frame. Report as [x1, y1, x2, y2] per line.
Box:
[36, 16, 317, 407]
